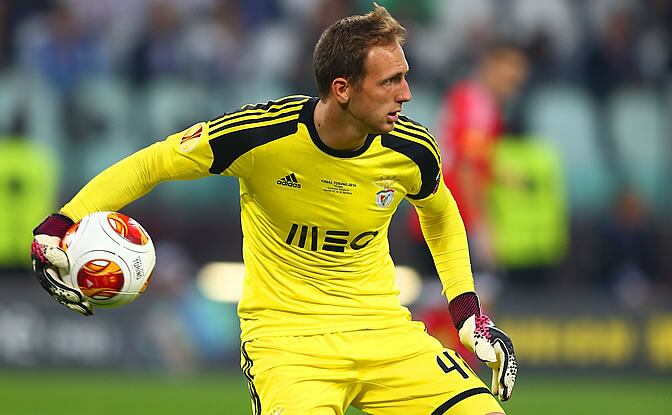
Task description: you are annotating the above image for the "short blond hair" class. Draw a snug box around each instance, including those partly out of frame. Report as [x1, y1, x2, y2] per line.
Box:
[313, 4, 406, 98]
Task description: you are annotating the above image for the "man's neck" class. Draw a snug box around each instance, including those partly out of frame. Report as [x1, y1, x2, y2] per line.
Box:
[313, 99, 369, 151]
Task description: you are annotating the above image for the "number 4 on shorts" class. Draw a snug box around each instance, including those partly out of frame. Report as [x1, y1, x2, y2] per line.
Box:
[436, 350, 476, 379]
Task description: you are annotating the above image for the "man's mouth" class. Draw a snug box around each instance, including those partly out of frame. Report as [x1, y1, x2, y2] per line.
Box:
[387, 111, 400, 122]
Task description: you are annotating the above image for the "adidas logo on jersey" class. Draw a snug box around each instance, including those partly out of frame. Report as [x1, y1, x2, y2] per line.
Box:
[277, 173, 302, 188]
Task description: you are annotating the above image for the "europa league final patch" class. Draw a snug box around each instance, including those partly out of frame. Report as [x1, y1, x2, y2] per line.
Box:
[179, 122, 205, 152]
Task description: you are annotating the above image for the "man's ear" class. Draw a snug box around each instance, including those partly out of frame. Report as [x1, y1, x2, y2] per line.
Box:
[331, 77, 351, 104]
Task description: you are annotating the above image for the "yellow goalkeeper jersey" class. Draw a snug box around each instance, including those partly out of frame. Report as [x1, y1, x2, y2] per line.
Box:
[61, 96, 474, 341]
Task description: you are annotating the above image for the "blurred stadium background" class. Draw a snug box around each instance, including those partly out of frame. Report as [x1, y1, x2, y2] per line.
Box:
[1, 0, 671, 413]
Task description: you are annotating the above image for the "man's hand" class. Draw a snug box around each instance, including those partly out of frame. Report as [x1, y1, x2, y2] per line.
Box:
[31, 214, 93, 316]
[458, 314, 517, 401]
[449, 292, 516, 401]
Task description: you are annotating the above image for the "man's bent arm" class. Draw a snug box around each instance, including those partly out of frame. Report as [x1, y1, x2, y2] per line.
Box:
[62, 128, 213, 222]
[413, 182, 474, 301]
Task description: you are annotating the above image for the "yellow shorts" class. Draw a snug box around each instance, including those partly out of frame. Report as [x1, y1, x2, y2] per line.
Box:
[240, 323, 503, 415]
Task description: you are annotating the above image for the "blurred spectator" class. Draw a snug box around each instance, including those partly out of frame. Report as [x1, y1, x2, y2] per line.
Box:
[64, 0, 151, 71]
[638, 0, 672, 86]
[510, 0, 579, 57]
[128, 1, 184, 85]
[180, 1, 251, 84]
[141, 241, 199, 373]
[488, 132, 568, 289]
[0, 111, 58, 270]
[601, 188, 658, 308]
[0, 0, 9, 69]
[581, 6, 642, 100]
[291, 0, 354, 94]
[429, 0, 496, 74]
[0, 0, 54, 70]
[236, 0, 283, 28]
[510, 0, 580, 84]
[407, 41, 529, 276]
[16, 1, 107, 94]
[658, 221, 672, 294]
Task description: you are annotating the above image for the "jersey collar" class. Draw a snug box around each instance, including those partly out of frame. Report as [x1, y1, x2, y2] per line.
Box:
[300, 97, 376, 158]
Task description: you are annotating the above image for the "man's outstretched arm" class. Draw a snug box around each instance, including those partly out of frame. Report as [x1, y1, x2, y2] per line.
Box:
[33, 123, 216, 314]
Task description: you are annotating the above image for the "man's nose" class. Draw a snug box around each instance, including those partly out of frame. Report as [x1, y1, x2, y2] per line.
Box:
[397, 79, 411, 102]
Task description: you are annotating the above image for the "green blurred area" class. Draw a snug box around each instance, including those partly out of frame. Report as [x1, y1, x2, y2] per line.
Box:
[1, 370, 669, 414]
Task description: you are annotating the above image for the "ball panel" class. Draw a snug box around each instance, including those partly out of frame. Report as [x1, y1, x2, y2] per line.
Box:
[106, 212, 150, 246]
[60, 222, 80, 250]
[77, 259, 125, 300]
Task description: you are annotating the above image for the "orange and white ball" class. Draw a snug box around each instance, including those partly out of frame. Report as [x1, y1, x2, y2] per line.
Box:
[60, 212, 155, 308]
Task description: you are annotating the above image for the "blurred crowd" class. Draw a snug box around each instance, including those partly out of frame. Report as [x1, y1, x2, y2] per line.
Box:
[1, 0, 671, 307]
[0, 0, 670, 95]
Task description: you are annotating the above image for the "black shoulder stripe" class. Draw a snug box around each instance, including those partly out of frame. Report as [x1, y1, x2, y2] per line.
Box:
[209, 107, 302, 137]
[398, 114, 430, 133]
[397, 116, 439, 146]
[381, 133, 440, 200]
[239, 95, 310, 112]
[209, 104, 304, 132]
[393, 125, 440, 162]
[209, 96, 310, 128]
[208, 119, 298, 174]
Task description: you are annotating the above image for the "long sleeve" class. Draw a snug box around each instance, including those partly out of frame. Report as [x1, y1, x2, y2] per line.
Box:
[61, 122, 215, 222]
[411, 181, 474, 301]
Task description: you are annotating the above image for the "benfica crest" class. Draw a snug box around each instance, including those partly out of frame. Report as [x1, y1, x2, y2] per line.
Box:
[376, 188, 395, 208]
[374, 178, 398, 208]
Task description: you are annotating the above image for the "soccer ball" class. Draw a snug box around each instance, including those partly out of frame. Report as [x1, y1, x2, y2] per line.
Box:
[59, 211, 156, 308]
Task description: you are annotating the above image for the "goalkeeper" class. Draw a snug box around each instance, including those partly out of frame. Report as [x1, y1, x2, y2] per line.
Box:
[31, 5, 516, 414]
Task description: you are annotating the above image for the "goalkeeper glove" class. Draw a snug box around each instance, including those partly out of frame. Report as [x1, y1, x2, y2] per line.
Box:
[449, 292, 516, 401]
[31, 213, 93, 316]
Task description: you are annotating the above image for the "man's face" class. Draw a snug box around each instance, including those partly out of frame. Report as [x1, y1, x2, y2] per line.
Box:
[487, 50, 528, 102]
[348, 43, 412, 134]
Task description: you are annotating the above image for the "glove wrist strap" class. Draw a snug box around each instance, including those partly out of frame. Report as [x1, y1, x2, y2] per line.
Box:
[449, 292, 481, 330]
[33, 213, 74, 238]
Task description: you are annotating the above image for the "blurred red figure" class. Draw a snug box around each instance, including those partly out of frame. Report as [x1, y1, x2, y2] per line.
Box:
[416, 43, 528, 266]
[411, 42, 529, 365]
